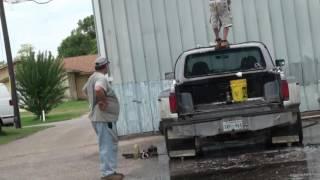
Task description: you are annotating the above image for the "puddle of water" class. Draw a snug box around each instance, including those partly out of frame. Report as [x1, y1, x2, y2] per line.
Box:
[126, 121, 320, 180]
[169, 146, 319, 180]
[169, 120, 320, 180]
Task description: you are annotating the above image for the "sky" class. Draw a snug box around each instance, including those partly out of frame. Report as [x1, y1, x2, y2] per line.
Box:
[0, 0, 94, 62]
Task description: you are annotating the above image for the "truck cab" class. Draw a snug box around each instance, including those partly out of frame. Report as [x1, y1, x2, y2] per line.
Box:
[162, 42, 302, 158]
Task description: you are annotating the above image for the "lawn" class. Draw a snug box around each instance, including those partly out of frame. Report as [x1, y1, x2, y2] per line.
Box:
[21, 100, 89, 127]
[0, 126, 50, 145]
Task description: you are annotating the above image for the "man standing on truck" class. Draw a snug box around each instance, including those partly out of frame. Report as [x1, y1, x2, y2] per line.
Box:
[83, 57, 123, 180]
[209, 0, 232, 48]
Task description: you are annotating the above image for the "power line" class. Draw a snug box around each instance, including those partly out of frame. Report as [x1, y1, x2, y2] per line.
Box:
[4, 0, 54, 5]
[28, 0, 54, 4]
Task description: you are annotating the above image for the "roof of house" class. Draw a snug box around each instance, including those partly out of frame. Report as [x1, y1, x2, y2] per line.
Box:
[63, 54, 97, 74]
[0, 64, 6, 70]
[0, 60, 20, 71]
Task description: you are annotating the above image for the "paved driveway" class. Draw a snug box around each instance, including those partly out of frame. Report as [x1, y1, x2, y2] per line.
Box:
[3, 115, 320, 180]
[0, 116, 169, 180]
[0, 116, 99, 180]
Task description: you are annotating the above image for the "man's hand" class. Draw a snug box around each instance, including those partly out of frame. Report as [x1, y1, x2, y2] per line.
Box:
[95, 85, 108, 111]
[98, 101, 108, 111]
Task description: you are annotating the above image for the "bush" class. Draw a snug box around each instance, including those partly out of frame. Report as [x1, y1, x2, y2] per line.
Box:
[16, 52, 67, 119]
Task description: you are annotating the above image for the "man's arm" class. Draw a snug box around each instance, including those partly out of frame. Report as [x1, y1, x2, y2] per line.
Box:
[82, 82, 88, 97]
[95, 86, 107, 102]
[95, 83, 108, 111]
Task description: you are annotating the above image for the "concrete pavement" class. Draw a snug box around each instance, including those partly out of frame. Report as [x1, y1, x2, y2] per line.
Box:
[3, 115, 320, 179]
[0, 116, 170, 180]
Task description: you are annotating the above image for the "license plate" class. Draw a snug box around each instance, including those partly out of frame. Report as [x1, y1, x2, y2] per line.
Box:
[223, 120, 244, 132]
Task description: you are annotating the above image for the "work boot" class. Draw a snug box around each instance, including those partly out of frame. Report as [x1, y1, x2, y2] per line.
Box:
[220, 40, 229, 48]
[101, 173, 124, 180]
[215, 38, 222, 49]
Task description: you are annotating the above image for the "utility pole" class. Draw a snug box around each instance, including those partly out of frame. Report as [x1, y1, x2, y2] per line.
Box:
[0, 0, 21, 128]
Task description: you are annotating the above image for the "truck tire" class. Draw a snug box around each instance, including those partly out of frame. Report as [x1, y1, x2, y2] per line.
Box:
[269, 111, 303, 147]
[164, 128, 175, 159]
[159, 119, 172, 135]
[296, 112, 303, 146]
[164, 128, 197, 159]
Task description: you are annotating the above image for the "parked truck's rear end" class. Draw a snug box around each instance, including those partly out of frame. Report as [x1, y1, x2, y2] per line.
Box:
[162, 42, 302, 158]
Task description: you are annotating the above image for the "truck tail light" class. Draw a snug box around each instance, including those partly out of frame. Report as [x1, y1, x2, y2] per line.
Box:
[281, 80, 289, 101]
[9, 99, 13, 106]
[169, 93, 177, 113]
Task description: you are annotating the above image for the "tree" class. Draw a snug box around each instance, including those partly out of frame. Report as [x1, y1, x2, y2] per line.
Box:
[75, 14, 96, 38]
[15, 51, 67, 119]
[58, 15, 97, 58]
[17, 43, 34, 58]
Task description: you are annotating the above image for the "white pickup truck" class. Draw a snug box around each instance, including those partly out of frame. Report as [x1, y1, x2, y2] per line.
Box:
[160, 42, 302, 158]
[0, 83, 14, 130]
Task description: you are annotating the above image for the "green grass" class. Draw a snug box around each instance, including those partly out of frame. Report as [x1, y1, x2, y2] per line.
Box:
[0, 126, 50, 145]
[21, 100, 89, 127]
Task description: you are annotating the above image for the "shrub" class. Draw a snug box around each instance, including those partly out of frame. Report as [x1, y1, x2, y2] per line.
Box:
[16, 52, 67, 119]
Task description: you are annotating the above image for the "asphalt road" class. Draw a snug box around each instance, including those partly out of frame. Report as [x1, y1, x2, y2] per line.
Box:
[1, 116, 320, 180]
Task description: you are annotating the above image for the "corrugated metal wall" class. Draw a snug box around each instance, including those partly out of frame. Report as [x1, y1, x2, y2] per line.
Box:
[93, 0, 320, 135]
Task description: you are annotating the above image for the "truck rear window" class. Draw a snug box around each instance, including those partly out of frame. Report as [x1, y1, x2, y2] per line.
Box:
[184, 47, 266, 78]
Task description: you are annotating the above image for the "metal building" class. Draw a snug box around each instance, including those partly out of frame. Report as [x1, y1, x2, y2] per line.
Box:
[92, 0, 320, 136]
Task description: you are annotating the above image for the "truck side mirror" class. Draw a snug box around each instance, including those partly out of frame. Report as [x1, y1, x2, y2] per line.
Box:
[276, 59, 285, 67]
[165, 72, 174, 80]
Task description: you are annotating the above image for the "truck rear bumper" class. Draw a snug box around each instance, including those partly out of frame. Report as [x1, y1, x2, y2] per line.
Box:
[167, 111, 298, 139]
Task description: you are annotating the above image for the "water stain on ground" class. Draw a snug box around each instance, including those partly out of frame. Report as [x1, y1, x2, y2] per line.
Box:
[168, 120, 320, 180]
[170, 148, 310, 180]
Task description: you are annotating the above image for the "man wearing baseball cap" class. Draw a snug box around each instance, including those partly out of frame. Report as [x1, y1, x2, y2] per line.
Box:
[83, 57, 123, 180]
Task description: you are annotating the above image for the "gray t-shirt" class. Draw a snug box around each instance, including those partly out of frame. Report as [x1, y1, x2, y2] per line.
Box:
[83, 72, 120, 122]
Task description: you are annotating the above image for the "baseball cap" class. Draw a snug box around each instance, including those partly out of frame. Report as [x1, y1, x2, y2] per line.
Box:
[95, 56, 110, 67]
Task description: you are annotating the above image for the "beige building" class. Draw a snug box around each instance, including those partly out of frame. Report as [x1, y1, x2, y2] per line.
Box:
[0, 65, 10, 88]
[63, 55, 97, 100]
[0, 62, 19, 92]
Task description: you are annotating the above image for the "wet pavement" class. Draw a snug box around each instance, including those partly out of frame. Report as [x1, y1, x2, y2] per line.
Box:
[120, 118, 320, 180]
[167, 119, 320, 180]
[170, 147, 311, 180]
[2, 117, 320, 179]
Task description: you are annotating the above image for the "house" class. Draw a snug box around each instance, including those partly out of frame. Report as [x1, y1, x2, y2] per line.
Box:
[0, 61, 19, 92]
[0, 64, 10, 89]
[0, 55, 97, 100]
[63, 54, 97, 100]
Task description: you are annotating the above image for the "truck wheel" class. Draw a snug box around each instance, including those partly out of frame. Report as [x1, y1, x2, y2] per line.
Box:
[164, 128, 174, 159]
[159, 119, 172, 135]
[269, 111, 303, 147]
[295, 112, 303, 146]
[164, 128, 197, 159]
[265, 131, 273, 148]
[195, 136, 203, 156]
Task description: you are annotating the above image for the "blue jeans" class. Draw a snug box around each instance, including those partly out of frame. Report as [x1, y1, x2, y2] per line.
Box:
[92, 122, 118, 177]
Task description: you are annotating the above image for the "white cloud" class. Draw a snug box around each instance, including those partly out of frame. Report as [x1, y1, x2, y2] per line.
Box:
[0, 0, 93, 61]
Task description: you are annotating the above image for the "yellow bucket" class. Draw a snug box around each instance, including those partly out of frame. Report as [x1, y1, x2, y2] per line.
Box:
[230, 79, 248, 102]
